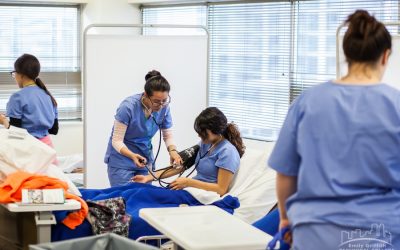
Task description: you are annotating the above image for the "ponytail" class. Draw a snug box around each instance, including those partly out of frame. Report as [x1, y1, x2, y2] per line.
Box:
[223, 122, 245, 158]
[35, 78, 57, 107]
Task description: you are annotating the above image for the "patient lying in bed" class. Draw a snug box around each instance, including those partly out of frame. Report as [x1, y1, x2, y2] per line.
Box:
[133, 107, 245, 196]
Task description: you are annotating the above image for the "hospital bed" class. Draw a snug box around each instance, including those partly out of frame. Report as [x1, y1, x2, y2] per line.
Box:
[135, 145, 278, 249]
[0, 127, 277, 248]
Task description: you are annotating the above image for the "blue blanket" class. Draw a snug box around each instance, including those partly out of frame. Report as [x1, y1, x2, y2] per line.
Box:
[52, 183, 240, 241]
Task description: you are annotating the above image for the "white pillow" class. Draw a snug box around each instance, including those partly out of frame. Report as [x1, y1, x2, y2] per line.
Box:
[0, 128, 56, 174]
[229, 148, 266, 193]
[0, 128, 81, 197]
[228, 143, 278, 223]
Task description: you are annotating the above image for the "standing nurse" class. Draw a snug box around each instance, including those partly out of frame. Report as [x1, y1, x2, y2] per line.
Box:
[270, 10, 400, 249]
[105, 70, 182, 187]
[0, 54, 59, 147]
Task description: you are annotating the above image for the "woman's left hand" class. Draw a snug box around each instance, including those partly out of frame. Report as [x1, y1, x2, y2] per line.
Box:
[169, 150, 183, 166]
[170, 177, 190, 190]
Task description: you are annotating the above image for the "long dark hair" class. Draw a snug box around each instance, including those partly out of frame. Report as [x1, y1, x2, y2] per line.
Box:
[144, 70, 170, 96]
[14, 54, 57, 106]
[194, 107, 245, 158]
[343, 10, 392, 65]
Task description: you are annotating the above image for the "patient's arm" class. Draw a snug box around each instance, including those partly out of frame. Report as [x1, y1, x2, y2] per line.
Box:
[170, 168, 234, 196]
[276, 172, 297, 230]
[132, 166, 183, 183]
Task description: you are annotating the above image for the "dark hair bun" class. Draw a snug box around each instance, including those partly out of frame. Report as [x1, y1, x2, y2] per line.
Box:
[343, 10, 391, 63]
[346, 10, 378, 39]
[145, 70, 162, 81]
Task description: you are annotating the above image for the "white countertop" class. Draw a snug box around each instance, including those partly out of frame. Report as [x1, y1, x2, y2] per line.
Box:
[2, 199, 81, 212]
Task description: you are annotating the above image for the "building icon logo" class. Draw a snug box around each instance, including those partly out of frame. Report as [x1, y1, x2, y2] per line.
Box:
[339, 224, 394, 250]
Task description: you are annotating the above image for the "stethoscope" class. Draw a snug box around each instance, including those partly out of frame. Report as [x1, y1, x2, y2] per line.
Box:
[140, 94, 167, 172]
[154, 138, 223, 189]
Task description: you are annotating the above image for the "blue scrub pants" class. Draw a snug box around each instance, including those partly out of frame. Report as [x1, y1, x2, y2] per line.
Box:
[292, 223, 399, 250]
[107, 165, 148, 187]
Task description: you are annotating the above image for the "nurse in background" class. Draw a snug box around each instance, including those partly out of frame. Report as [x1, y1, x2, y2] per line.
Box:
[0, 54, 58, 148]
[269, 10, 400, 249]
[105, 70, 182, 187]
[134, 107, 245, 196]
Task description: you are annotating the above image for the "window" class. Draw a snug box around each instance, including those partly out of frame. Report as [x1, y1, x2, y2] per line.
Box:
[208, 3, 291, 140]
[0, 4, 81, 120]
[142, 5, 207, 35]
[291, 0, 400, 102]
[143, 1, 400, 141]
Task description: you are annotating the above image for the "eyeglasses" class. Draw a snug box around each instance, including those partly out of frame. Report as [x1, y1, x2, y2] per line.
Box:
[147, 95, 171, 107]
[9, 71, 16, 78]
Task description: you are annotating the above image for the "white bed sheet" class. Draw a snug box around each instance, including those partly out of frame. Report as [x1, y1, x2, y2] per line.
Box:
[185, 144, 277, 224]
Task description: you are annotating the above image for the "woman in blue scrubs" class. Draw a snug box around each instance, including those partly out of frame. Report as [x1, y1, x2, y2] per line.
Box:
[0, 54, 58, 147]
[134, 107, 245, 196]
[269, 10, 400, 249]
[105, 70, 182, 187]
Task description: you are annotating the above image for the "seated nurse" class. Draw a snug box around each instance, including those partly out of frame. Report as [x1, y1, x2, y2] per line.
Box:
[134, 107, 245, 196]
[105, 70, 182, 187]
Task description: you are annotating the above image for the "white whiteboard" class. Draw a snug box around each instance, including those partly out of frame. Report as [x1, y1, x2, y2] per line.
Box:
[85, 35, 208, 188]
[338, 35, 400, 89]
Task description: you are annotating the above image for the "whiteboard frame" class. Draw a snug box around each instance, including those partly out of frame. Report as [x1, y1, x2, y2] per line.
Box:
[82, 24, 209, 187]
[336, 21, 400, 78]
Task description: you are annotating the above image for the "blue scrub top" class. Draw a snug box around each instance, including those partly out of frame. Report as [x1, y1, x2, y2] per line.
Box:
[104, 93, 173, 170]
[6, 86, 57, 138]
[193, 139, 240, 183]
[269, 81, 400, 233]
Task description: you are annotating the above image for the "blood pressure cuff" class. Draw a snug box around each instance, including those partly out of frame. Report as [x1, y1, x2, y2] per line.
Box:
[178, 144, 200, 170]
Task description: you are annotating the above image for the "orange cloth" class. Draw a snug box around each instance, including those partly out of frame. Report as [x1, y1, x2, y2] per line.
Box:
[0, 171, 88, 229]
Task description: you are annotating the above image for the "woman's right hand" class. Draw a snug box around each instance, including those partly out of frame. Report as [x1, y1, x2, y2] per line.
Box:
[279, 218, 292, 245]
[131, 175, 153, 183]
[132, 153, 147, 168]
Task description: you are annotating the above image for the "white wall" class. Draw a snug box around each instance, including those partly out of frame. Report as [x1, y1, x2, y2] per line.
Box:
[51, 122, 84, 156]
[53, 0, 142, 156]
[82, 0, 141, 32]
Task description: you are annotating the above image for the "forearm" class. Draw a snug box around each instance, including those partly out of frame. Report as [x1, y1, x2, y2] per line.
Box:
[156, 168, 180, 180]
[112, 120, 129, 154]
[187, 179, 227, 196]
[162, 128, 175, 149]
[167, 145, 177, 153]
[119, 146, 138, 159]
[48, 119, 59, 135]
[276, 173, 297, 220]
[144, 166, 182, 183]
